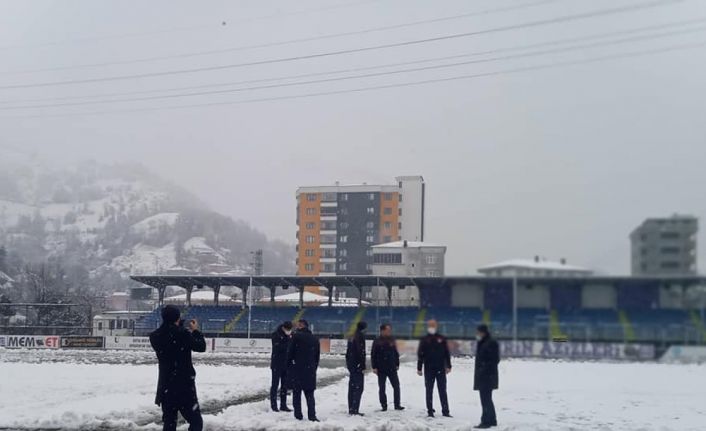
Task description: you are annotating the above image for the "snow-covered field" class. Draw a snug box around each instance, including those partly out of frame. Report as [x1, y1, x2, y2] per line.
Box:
[1, 349, 705, 431]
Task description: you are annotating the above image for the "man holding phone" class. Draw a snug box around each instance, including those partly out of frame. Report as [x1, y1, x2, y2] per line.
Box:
[149, 305, 207, 431]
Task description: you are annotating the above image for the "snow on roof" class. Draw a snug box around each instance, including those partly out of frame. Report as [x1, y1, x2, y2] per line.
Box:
[111, 292, 128, 297]
[478, 258, 590, 272]
[372, 240, 445, 249]
[267, 291, 370, 306]
[130, 212, 179, 235]
[164, 290, 233, 302]
[0, 270, 13, 284]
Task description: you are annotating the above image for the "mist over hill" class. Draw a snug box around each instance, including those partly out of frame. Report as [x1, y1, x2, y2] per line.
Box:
[0, 151, 294, 296]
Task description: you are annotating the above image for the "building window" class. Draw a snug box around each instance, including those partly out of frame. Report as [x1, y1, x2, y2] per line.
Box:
[398, 208, 402, 216]
[305, 249, 315, 257]
[384, 207, 392, 215]
[338, 248, 347, 257]
[306, 222, 315, 229]
[306, 207, 316, 216]
[399, 194, 403, 202]
[305, 235, 316, 244]
[660, 261, 680, 269]
[366, 249, 373, 256]
[366, 235, 375, 243]
[384, 193, 392, 201]
[322, 263, 335, 272]
[398, 222, 402, 229]
[426, 255, 437, 264]
[340, 235, 348, 243]
[304, 263, 315, 271]
[339, 222, 349, 229]
[322, 192, 337, 202]
[660, 246, 680, 254]
[426, 270, 438, 277]
[366, 221, 375, 229]
[341, 193, 348, 201]
[373, 253, 402, 264]
[368, 193, 375, 200]
[321, 248, 336, 258]
[367, 207, 375, 214]
[307, 193, 317, 201]
[320, 206, 337, 216]
[320, 234, 337, 244]
[660, 232, 680, 239]
[320, 220, 336, 230]
[97, 322, 103, 331]
[383, 222, 392, 230]
[339, 262, 348, 271]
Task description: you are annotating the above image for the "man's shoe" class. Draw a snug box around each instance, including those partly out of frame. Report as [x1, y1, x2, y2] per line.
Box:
[427, 411, 435, 418]
[280, 406, 292, 412]
[271, 406, 279, 412]
[474, 424, 491, 429]
[349, 412, 364, 416]
[442, 412, 453, 418]
[394, 405, 405, 411]
[309, 417, 320, 422]
[381, 405, 387, 412]
[295, 416, 303, 421]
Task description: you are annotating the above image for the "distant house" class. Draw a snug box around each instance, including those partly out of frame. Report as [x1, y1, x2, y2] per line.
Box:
[478, 257, 593, 278]
[0, 270, 13, 288]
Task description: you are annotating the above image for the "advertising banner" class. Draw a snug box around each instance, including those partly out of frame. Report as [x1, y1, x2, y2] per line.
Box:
[213, 337, 271, 353]
[60, 336, 105, 349]
[495, 340, 655, 361]
[1, 335, 60, 349]
[104, 336, 152, 350]
[660, 345, 706, 363]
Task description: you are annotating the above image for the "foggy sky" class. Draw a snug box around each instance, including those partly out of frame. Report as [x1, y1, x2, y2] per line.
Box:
[1, 0, 705, 275]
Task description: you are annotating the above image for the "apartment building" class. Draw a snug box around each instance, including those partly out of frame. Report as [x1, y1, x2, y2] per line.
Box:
[296, 176, 425, 276]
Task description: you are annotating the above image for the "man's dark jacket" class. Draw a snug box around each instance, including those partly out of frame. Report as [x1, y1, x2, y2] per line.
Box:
[149, 323, 207, 405]
[271, 325, 291, 371]
[346, 330, 366, 371]
[474, 335, 500, 391]
[417, 333, 452, 372]
[286, 327, 320, 391]
[371, 335, 399, 372]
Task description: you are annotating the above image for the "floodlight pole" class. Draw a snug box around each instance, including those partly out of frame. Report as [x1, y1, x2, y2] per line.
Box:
[512, 275, 518, 342]
[247, 276, 253, 339]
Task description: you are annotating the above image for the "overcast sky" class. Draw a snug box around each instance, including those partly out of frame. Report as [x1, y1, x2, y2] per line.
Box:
[1, 0, 705, 274]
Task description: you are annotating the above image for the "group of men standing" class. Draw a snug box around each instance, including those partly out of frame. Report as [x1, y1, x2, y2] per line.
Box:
[149, 304, 501, 431]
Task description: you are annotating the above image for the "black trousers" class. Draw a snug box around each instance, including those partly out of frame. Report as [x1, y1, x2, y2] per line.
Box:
[292, 388, 316, 420]
[348, 369, 365, 413]
[160, 384, 203, 431]
[424, 369, 449, 415]
[270, 369, 288, 409]
[377, 370, 401, 408]
[479, 388, 497, 425]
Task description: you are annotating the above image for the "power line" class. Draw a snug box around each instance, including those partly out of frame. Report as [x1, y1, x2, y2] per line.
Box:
[3, 40, 702, 120]
[3, 16, 704, 106]
[1, 0, 558, 75]
[3, 25, 705, 111]
[0, 0, 385, 52]
[0, 0, 680, 90]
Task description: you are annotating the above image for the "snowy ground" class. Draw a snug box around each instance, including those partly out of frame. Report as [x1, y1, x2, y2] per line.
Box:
[1, 350, 705, 431]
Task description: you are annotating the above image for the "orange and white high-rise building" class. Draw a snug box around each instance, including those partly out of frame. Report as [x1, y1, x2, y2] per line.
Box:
[296, 176, 425, 276]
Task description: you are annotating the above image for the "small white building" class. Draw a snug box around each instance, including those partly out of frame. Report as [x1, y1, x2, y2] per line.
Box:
[477, 257, 593, 278]
[93, 311, 151, 337]
[370, 240, 447, 306]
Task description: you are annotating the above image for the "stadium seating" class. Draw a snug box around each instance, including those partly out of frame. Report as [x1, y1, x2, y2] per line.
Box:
[133, 305, 703, 343]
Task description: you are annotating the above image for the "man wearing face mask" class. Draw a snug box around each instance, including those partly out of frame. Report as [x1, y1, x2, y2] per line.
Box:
[270, 321, 293, 412]
[346, 321, 367, 416]
[473, 324, 500, 429]
[417, 319, 451, 418]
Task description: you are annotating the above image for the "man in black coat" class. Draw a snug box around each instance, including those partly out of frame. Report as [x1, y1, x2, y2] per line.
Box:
[346, 321, 367, 416]
[270, 321, 293, 412]
[149, 305, 207, 431]
[473, 324, 500, 429]
[417, 319, 452, 418]
[371, 323, 404, 411]
[286, 319, 320, 421]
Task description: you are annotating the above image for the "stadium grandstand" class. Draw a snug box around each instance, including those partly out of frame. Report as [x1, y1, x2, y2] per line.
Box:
[130, 275, 706, 345]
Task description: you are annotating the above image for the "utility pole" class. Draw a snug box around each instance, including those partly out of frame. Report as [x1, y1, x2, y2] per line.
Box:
[512, 275, 518, 342]
[246, 250, 263, 339]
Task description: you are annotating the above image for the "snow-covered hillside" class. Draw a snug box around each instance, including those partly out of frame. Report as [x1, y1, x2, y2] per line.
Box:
[0, 154, 294, 293]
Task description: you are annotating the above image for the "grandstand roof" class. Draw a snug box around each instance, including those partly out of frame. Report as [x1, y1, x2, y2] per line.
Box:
[130, 274, 706, 290]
